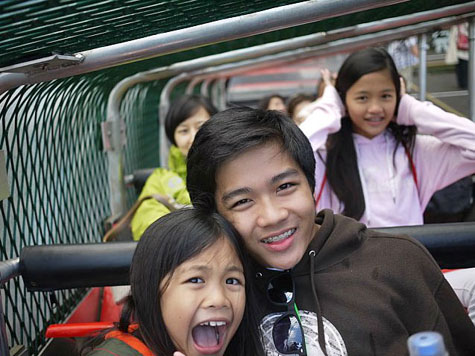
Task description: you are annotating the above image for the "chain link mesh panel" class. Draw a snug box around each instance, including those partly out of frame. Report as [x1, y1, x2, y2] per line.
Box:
[0, 0, 471, 69]
[0, 72, 157, 354]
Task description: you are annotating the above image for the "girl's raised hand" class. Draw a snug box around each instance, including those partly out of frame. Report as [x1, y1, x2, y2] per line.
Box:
[320, 68, 334, 87]
[173, 352, 186, 356]
[399, 76, 407, 96]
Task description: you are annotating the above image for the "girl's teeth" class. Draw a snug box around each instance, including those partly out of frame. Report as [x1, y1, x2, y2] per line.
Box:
[200, 321, 226, 327]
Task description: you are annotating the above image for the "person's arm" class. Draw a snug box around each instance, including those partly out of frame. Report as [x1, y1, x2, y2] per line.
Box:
[397, 95, 475, 154]
[298, 70, 345, 152]
[444, 269, 475, 326]
[396, 95, 475, 208]
[130, 169, 190, 240]
[435, 277, 475, 356]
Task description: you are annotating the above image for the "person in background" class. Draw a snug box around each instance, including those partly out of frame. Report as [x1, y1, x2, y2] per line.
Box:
[286, 93, 314, 125]
[85, 208, 264, 356]
[445, 23, 469, 90]
[186, 106, 475, 355]
[387, 36, 419, 92]
[258, 94, 287, 114]
[130, 95, 217, 240]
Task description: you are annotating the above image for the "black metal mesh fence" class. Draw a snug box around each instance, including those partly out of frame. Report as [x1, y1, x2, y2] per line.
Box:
[0, 73, 160, 354]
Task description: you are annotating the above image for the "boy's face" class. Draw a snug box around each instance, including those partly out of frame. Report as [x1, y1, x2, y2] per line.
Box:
[215, 142, 318, 270]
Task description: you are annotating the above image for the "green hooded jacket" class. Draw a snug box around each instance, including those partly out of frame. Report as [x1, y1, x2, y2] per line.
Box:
[130, 145, 190, 240]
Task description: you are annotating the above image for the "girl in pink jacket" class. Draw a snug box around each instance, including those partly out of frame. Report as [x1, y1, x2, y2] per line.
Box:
[299, 47, 475, 228]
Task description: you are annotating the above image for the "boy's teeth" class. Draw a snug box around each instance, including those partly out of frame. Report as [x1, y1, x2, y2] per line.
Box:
[262, 229, 295, 244]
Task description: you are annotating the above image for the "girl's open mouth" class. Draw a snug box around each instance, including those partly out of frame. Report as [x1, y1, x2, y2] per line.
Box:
[192, 321, 227, 354]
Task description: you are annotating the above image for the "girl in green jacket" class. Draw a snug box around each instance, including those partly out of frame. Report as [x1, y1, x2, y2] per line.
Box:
[131, 95, 217, 240]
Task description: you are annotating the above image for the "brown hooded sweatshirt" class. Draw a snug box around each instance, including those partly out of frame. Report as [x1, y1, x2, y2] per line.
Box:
[253, 209, 475, 356]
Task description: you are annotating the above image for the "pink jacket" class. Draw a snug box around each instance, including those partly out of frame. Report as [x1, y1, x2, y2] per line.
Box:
[299, 86, 475, 227]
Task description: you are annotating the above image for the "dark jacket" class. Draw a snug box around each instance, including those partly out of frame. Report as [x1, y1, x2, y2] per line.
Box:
[253, 209, 475, 355]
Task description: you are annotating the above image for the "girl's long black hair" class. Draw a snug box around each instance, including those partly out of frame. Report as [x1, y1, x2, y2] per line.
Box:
[325, 47, 417, 220]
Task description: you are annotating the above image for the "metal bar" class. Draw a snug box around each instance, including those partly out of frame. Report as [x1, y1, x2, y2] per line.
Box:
[186, 78, 202, 94]
[211, 80, 220, 108]
[0, 258, 20, 356]
[218, 78, 228, 111]
[419, 33, 428, 100]
[470, 17, 475, 121]
[106, 3, 475, 217]
[0, 292, 9, 356]
[201, 78, 213, 98]
[0, 258, 20, 286]
[0, 0, 408, 94]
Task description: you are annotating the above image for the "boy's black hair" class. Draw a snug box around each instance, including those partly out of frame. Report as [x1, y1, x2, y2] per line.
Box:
[326, 47, 417, 220]
[187, 107, 316, 212]
[165, 95, 217, 145]
[118, 208, 263, 355]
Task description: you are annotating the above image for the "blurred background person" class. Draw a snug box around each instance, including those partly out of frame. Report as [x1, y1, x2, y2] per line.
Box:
[387, 36, 419, 92]
[446, 23, 469, 90]
[287, 93, 314, 125]
[258, 93, 287, 113]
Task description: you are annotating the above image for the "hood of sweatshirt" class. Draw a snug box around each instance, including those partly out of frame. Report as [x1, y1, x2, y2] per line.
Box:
[293, 209, 367, 276]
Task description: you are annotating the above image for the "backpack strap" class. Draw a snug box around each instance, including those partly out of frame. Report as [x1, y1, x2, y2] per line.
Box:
[314, 174, 327, 208]
[104, 325, 154, 356]
[403, 145, 418, 190]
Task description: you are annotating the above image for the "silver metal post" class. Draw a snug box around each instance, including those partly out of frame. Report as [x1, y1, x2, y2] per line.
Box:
[0, 291, 9, 356]
[218, 78, 228, 111]
[186, 78, 202, 94]
[418, 33, 428, 100]
[201, 79, 213, 98]
[211, 79, 220, 108]
[470, 17, 475, 121]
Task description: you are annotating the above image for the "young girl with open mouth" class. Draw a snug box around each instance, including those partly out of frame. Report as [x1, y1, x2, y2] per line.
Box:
[85, 208, 264, 356]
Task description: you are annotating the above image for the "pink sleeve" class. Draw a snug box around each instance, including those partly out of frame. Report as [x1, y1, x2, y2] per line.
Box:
[397, 94, 475, 159]
[299, 86, 345, 152]
[397, 94, 475, 208]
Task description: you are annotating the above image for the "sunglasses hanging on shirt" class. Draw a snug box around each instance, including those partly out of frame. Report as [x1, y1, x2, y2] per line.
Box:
[267, 272, 307, 355]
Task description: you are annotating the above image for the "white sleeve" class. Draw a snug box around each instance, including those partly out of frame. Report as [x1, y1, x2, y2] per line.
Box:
[299, 85, 345, 152]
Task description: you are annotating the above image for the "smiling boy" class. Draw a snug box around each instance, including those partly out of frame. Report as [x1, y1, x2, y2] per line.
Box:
[186, 107, 475, 355]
